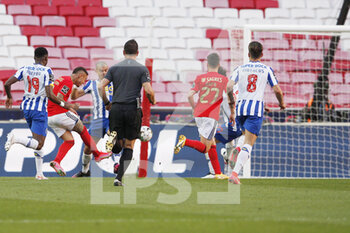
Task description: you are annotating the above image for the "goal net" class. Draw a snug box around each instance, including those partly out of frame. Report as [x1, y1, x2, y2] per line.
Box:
[228, 25, 350, 178]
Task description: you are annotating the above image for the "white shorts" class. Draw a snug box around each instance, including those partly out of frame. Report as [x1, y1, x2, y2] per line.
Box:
[48, 111, 80, 137]
[195, 117, 218, 140]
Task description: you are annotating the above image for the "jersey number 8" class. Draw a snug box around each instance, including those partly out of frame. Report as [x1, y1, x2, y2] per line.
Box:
[247, 74, 257, 93]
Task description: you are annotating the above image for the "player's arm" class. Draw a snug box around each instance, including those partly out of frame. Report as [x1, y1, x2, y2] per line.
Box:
[226, 79, 236, 122]
[188, 90, 197, 110]
[4, 75, 18, 109]
[272, 85, 286, 110]
[70, 86, 85, 100]
[98, 78, 112, 109]
[45, 85, 78, 112]
[143, 82, 156, 105]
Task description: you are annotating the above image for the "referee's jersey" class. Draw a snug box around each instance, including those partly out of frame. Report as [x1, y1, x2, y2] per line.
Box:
[83, 80, 113, 120]
[229, 61, 278, 117]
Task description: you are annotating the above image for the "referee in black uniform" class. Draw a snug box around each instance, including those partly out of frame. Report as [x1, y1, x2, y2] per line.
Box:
[99, 39, 156, 186]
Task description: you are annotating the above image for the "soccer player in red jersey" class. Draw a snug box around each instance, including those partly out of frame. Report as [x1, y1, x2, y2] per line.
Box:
[47, 67, 111, 176]
[174, 53, 229, 179]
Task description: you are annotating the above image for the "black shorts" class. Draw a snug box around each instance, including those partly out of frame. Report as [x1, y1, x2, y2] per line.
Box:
[109, 103, 142, 140]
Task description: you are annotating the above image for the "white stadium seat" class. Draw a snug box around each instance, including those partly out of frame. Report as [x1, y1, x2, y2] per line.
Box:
[239, 9, 264, 19]
[128, 0, 153, 7]
[0, 47, 9, 57]
[169, 49, 194, 60]
[109, 7, 135, 17]
[189, 7, 213, 18]
[177, 60, 203, 81]
[222, 18, 246, 28]
[153, 28, 178, 38]
[265, 8, 290, 19]
[0, 15, 13, 25]
[298, 19, 324, 25]
[170, 18, 195, 28]
[247, 18, 274, 25]
[187, 38, 211, 49]
[137, 38, 161, 48]
[161, 38, 186, 49]
[178, 28, 204, 38]
[144, 17, 169, 28]
[291, 9, 316, 19]
[196, 18, 221, 28]
[154, 0, 179, 8]
[0, 4, 6, 14]
[214, 8, 238, 19]
[118, 17, 143, 27]
[106, 37, 126, 48]
[9, 46, 34, 58]
[103, 0, 127, 7]
[15, 58, 35, 69]
[0, 25, 21, 36]
[153, 60, 177, 81]
[2, 35, 28, 46]
[137, 7, 161, 17]
[316, 9, 338, 20]
[100, 28, 125, 38]
[127, 28, 151, 38]
[179, 0, 203, 8]
[141, 49, 168, 59]
[0, 58, 15, 69]
[306, 0, 331, 9]
[163, 8, 187, 18]
[273, 18, 299, 25]
[279, 0, 306, 9]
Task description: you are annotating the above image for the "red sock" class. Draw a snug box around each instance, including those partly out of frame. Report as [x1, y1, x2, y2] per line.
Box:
[80, 126, 99, 157]
[208, 145, 221, 175]
[54, 140, 74, 164]
[185, 139, 206, 153]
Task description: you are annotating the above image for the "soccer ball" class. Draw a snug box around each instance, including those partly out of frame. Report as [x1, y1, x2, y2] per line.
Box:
[140, 126, 153, 142]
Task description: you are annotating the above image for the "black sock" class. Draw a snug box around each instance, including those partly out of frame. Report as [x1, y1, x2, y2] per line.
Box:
[116, 148, 133, 181]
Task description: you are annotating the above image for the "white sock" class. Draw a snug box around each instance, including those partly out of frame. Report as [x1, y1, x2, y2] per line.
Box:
[34, 150, 44, 176]
[225, 143, 234, 160]
[233, 144, 252, 174]
[82, 153, 92, 173]
[204, 153, 214, 174]
[14, 137, 39, 150]
[236, 135, 245, 149]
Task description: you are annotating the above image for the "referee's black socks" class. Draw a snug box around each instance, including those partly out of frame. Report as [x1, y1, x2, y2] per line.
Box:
[116, 148, 133, 181]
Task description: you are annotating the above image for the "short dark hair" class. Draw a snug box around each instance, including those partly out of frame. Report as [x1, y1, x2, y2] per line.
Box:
[124, 39, 138, 55]
[218, 66, 227, 76]
[207, 53, 220, 68]
[34, 47, 48, 58]
[249, 41, 263, 59]
[72, 67, 88, 75]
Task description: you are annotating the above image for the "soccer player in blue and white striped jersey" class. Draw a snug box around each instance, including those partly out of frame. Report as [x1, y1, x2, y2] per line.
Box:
[4, 47, 77, 180]
[226, 41, 286, 184]
[71, 61, 113, 177]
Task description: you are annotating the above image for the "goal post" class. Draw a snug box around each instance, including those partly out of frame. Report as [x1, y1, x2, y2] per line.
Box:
[228, 25, 350, 178]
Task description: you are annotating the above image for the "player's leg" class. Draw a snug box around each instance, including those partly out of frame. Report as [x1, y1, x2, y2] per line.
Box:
[50, 130, 74, 176]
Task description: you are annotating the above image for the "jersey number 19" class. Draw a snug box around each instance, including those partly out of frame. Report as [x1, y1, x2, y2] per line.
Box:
[27, 76, 40, 94]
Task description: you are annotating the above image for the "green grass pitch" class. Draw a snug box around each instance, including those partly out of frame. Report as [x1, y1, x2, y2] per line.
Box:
[0, 177, 349, 233]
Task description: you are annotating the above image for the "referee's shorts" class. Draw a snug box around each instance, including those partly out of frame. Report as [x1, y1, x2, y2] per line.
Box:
[109, 103, 143, 141]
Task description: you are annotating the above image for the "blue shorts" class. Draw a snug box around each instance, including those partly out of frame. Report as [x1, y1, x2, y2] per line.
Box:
[215, 121, 242, 144]
[236, 115, 263, 136]
[89, 118, 109, 138]
[23, 109, 48, 136]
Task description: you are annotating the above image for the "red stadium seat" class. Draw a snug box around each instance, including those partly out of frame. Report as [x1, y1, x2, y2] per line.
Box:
[93, 17, 116, 28]
[15, 15, 40, 26]
[185, 71, 203, 83]
[213, 38, 230, 50]
[82, 37, 105, 48]
[219, 49, 231, 61]
[58, 6, 83, 16]
[53, 69, 72, 78]
[67, 16, 92, 27]
[275, 72, 290, 83]
[47, 26, 73, 37]
[330, 93, 350, 108]
[0, 70, 16, 82]
[255, 0, 279, 9]
[297, 83, 314, 96]
[20, 26, 46, 36]
[11, 81, 24, 92]
[51, 0, 75, 6]
[329, 84, 350, 94]
[195, 49, 212, 61]
[279, 83, 297, 95]
[42, 16, 66, 27]
[56, 36, 81, 48]
[30, 36, 55, 47]
[292, 39, 317, 50]
[299, 50, 324, 62]
[78, 0, 102, 7]
[174, 92, 190, 105]
[84, 6, 109, 17]
[291, 72, 317, 83]
[166, 82, 192, 93]
[229, 0, 254, 9]
[33, 6, 58, 16]
[89, 48, 114, 60]
[151, 82, 166, 93]
[345, 73, 350, 84]
[264, 39, 289, 50]
[47, 58, 70, 70]
[283, 34, 306, 40]
[7, 5, 31, 15]
[254, 32, 280, 40]
[63, 48, 89, 59]
[46, 47, 62, 58]
[74, 27, 99, 37]
[205, 0, 229, 8]
[206, 29, 229, 40]
[273, 50, 298, 61]
[154, 92, 174, 106]
[284, 94, 307, 108]
[69, 59, 93, 70]
[26, 0, 49, 6]
[0, 0, 25, 4]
